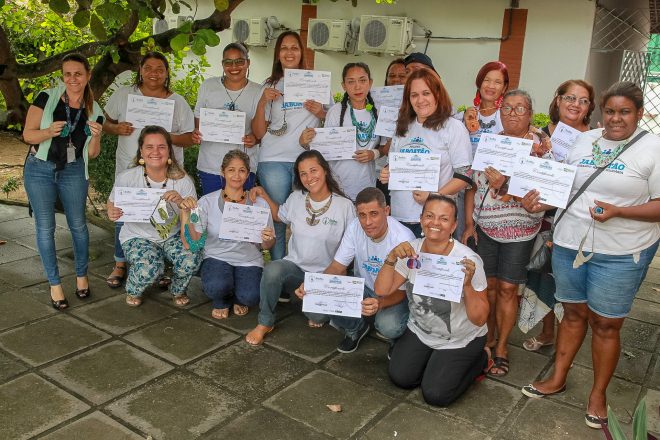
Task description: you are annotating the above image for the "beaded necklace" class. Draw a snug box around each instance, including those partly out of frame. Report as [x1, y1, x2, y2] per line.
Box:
[222, 190, 247, 203]
[591, 131, 630, 168]
[305, 193, 333, 226]
[349, 105, 376, 148]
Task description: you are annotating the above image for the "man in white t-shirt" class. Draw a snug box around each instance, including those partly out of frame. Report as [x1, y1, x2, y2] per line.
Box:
[296, 188, 415, 354]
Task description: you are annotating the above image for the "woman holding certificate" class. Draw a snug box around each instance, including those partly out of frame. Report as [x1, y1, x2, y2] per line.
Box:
[107, 126, 201, 307]
[179, 150, 275, 319]
[520, 82, 660, 429]
[374, 195, 489, 406]
[22, 53, 104, 310]
[246, 150, 355, 346]
[523, 79, 595, 353]
[104, 52, 195, 289]
[252, 31, 327, 260]
[379, 68, 473, 238]
[462, 89, 553, 377]
[299, 62, 383, 200]
[192, 43, 261, 195]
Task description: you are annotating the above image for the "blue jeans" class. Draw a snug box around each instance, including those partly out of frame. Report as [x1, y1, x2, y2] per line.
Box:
[305, 285, 409, 340]
[257, 259, 325, 327]
[199, 170, 257, 196]
[114, 222, 126, 262]
[257, 162, 294, 260]
[200, 258, 262, 309]
[552, 241, 659, 318]
[24, 155, 89, 285]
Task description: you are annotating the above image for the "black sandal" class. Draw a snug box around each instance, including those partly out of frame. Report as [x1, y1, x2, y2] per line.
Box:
[106, 265, 127, 289]
[75, 287, 91, 299]
[487, 356, 510, 377]
[51, 297, 69, 310]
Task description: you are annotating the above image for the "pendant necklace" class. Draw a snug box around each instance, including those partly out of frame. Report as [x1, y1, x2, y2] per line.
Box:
[266, 81, 288, 136]
[305, 193, 333, 226]
[591, 131, 629, 168]
[350, 105, 376, 148]
[223, 77, 248, 111]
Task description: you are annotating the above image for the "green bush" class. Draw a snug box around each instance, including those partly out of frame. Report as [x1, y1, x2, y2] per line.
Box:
[88, 134, 118, 203]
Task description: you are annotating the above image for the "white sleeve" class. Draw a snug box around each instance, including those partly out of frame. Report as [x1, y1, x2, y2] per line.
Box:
[277, 193, 294, 225]
[104, 87, 126, 121]
[178, 175, 198, 199]
[173, 95, 195, 134]
[193, 81, 209, 119]
[333, 220, 357, 266]
[324, 103, 343, 127]
[447, 120, 473, 167]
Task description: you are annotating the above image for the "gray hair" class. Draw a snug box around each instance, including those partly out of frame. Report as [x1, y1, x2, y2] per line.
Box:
[503, 89, 533, 113]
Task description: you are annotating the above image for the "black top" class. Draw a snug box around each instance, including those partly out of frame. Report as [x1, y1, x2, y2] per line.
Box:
[33, 91, 104, 171]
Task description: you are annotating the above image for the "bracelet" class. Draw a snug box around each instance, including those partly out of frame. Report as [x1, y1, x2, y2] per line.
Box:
[301, 143, 310, 151]
[383, 258, 396, 267]
[372, 149, 381, 161]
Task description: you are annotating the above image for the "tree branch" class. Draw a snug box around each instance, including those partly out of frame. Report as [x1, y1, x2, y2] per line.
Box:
[0, 25, 29, 125]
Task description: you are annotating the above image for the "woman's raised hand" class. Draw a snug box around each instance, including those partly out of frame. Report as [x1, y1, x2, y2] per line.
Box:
[260, 87, 282, 103]
[178, 196, 198, 211]
[379, 166, 390, 184]
[387, 241, 417, 261]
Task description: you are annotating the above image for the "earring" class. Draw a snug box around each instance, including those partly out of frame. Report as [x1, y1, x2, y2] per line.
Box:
[138, 158, 145, 165]
[167, 158, 172, 165]
[420, 230, 425, 237]
[449, 236, 454, 243]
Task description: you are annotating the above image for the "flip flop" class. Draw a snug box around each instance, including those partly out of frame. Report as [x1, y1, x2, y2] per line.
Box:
[521, 383, 566, 398]
[233, 304, 249, 316]
[245, 326, 274, 346]
[523, 336, 554, 352]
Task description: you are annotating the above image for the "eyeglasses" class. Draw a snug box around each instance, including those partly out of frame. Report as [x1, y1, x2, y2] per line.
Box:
[222, 58, 247, 67]
[560, 95, 590, 106]
[501, 105, 529, 116]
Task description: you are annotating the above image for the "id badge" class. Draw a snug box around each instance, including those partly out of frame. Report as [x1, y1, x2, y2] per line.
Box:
[66, 144, 76, 163]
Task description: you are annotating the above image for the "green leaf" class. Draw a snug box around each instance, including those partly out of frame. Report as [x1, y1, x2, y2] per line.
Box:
[196, 29, 220, 46]
[213, 0, 228, 12]
[179, 0, 192, 10]
[178, 20, 192, 34]
[157, 0, 166, 13]
[171, 1, 180, 14]
[72, 9, 90, 28]
[170, 32, 189, 52]
[632, 398, 647, 440]
[191, 36, 206, 56]
[90, 13, 108, 40]
[606, 406, 628, 440]
[0, 0, 5, 7]
[111, 50, 120, 64]
[48, 0, 70, 14]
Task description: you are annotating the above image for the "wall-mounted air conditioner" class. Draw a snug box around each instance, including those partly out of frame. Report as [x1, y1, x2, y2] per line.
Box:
[307, 19, 350, 51]
[232, 17, 269, 47]
[357, 15, 413, 55]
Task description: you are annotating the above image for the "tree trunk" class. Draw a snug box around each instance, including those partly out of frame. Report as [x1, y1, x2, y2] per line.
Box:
[0, 26, 29, 126]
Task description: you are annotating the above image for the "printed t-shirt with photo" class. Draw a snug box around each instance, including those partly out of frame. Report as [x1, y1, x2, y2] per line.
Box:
[194, 78, 262, 173]
[389, 118, 472, 222]
[279, 190, 356, 273]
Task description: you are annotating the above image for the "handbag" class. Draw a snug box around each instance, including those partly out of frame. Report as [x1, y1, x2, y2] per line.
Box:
[526, 129, 648, 272]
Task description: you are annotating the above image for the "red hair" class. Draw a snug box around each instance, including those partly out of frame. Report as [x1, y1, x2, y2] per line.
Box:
[473, 61, 509, 107]
[395, 69, 452, 137]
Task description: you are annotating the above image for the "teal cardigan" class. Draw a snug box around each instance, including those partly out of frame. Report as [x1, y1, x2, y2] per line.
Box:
[35, 84, 103, 180]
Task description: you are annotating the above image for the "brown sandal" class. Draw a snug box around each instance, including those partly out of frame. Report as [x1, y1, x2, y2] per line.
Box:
[211, 308, 229, 319]
[173, 294, 190, 307]
[126, 295, 142, 307]
[233, 304, 249, 316]
[106, 265, 127, 289]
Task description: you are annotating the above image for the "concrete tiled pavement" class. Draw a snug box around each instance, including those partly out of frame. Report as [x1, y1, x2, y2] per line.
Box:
[0, 203, 658, 440]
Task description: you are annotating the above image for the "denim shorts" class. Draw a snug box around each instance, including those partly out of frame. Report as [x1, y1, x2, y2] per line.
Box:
[552, 240, 659, 318]
[476, 226, 535, 284]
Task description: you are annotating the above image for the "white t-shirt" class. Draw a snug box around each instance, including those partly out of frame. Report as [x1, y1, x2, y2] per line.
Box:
[334, 216, 415, 290]
[395, 238, 488, 350]
[389, 118, 472, 222]
[324, 103, 380, 200]
[109, 166, 197, 243]
[554, 128, 660, 255]
[104, 86, 195, 175]
[194, 78, 262, 173]
[258, 80, 327, 163]
[458, 109, 504, 155]
[195, 191, 272, 267]
[279, 191, 356, 273]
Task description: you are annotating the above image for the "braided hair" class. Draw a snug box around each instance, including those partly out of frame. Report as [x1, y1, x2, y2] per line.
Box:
[339, 62, 378, 127]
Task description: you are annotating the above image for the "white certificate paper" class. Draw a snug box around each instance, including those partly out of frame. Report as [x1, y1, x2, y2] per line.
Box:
[508, 155, 578, 209]
[125, 94, 175, 131]
[388, 153, 441, 191]
[471, 133, 533, 176]
[199, 108, 246, 144]
[283, 69, 332, 104]
[302, 273, 364, 318]
[412, 253, 466, 303]
[113, 187, 167, 223]
[374, 106, 398, 138]
[370, 85, 404, 110]
[218, 202, 271, 243]
[550, 121, 581, 162]
[310, 127, 356, 161]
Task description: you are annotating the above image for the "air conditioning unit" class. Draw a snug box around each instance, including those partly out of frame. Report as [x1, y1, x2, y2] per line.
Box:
[307, 19, 350, 51]
[358, 15, 413, 55]
[232, 17, 268, 47]
[153, 15, 193, 34]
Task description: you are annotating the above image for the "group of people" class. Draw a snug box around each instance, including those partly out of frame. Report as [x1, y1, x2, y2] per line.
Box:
[21, 29, 659, 427]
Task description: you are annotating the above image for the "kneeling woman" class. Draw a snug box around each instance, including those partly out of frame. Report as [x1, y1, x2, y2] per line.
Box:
[375, 195, 489, 406]
[246, 150, 356, 345]
[107, 126, 201, 307]
[180, 150, 275, 319]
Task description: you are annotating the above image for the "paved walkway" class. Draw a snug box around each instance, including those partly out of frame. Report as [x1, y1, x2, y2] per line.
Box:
[0, 202, 658, 440]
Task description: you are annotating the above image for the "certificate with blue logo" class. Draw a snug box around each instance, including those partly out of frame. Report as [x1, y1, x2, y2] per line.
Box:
[303, 273, 364, 318]
[412, 253, 465, 303]
[218, 202, 271, 243]
[283, 69, 332, 103]
[199, 108, 246, 144]
[310, 127, 357, 161]
[508, 155, 578, 209]
[472, 133, 533, 176]
[371, 85, 404, 110]
[113, 187, 168, 223]
[125, 94, 175, 131]
[388, 153, 441, 191]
